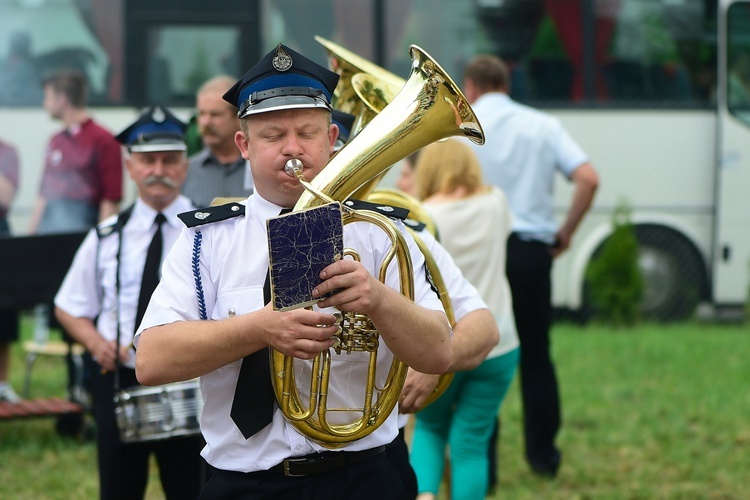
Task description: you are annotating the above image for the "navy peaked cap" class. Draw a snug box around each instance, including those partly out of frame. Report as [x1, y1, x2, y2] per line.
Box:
[116, 106, 187, 153]
[223, 43, 339, 118]
[332, 110, 356, 143]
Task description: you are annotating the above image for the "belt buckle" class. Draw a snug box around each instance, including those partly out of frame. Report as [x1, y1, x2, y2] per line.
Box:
[282, 457, 307, 477]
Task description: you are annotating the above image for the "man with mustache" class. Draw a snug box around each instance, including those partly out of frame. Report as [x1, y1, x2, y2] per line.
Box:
[54, 106, 203, 499]
[182, 75, 254, 208]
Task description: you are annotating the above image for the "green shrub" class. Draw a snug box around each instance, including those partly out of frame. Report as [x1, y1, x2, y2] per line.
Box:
[585, 200, 644, 327]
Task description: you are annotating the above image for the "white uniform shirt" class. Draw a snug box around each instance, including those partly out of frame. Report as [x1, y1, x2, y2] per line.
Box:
[469, 92, 588, 243]
[135, 193, 445, 473]
[397, 228, 492, 429]
[55, 195, 196, 369]
[425, 187, 520, 359]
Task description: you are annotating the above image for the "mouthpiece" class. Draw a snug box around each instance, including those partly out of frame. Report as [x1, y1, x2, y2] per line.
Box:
[285, 159, 303, 177]
[283, 158, 335, 205]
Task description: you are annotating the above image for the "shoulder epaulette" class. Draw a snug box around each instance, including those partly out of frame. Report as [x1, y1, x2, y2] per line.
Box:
[178, 202, 246, 228]
[96, 204, 134, 238]
[343, 199, 410, 221]
[402, 218, 427, 232]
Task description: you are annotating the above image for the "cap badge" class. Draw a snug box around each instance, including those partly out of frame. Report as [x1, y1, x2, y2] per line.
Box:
[272, 44, 293, 72]
[194, 212, 210, 220]
[152, 107, 166, 123]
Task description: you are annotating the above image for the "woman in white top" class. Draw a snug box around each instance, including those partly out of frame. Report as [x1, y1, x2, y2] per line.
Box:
[408, 139, 520, 500]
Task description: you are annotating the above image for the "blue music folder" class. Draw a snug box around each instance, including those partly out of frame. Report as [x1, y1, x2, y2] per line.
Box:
[267, 203, 344, 311]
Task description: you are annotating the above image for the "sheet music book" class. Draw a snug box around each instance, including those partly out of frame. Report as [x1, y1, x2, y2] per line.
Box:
[267, 203, 344, 311]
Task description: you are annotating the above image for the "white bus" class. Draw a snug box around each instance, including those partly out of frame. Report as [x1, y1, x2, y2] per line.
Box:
[0, 0, 748, 321]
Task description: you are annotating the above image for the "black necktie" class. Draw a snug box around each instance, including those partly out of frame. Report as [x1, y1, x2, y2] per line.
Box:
[231, 208, 291, 439]
[135, 213, 166, 333]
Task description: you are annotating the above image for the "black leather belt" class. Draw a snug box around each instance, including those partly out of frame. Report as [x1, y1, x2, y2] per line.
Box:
[271, 445, 386, 477]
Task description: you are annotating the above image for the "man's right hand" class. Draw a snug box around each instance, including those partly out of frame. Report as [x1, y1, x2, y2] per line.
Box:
[258, 304, 340, 360]
[91, 338, 131, 372]
[399, 368, 440, 414]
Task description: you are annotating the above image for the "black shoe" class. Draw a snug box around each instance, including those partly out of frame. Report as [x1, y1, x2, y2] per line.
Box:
[530, 463, 558, 478]
[528, 449, 561, 478]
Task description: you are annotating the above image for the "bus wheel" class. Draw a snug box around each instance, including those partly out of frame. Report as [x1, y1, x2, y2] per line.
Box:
[634, 225, 707, 321]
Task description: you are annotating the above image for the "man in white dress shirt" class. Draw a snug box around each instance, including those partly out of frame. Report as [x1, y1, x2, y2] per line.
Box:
[55, 106, 203, 499]
[134, 44, 452, 499]
[463, 55, 599, 478]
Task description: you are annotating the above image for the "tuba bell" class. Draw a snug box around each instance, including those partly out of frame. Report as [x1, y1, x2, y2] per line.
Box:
[348, 73, 403, 139]
[315, 35, 404, 131]
[270, 43, 484, 447]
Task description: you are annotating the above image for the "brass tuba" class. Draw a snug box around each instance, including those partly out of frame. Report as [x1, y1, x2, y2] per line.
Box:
[367, 188, 455, 408]
[315, 35, 404, 136]
[323, 38, 456, 408]
[270, 43, 484, 447]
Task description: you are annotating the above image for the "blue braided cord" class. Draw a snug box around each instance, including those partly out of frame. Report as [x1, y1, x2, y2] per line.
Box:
[192, 230, 208, 320]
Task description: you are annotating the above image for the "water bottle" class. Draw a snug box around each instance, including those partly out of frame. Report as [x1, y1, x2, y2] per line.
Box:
[33, 303, 49, 345]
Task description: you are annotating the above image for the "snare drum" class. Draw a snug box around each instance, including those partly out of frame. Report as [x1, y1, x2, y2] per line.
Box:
[114, 380, 203, 443]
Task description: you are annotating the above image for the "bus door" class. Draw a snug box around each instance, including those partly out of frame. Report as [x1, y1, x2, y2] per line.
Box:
[715, 0, 750, 308]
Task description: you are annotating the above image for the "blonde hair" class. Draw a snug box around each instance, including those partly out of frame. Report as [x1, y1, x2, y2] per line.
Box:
[414, 139, 486, 200]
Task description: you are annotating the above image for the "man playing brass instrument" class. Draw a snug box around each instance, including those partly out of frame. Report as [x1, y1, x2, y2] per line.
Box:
[134, 43, 452, 499]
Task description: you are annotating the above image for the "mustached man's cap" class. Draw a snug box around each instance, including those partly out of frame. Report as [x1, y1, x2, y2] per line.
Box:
[116, 106, 187, 153]
[223, 43, 339, 118]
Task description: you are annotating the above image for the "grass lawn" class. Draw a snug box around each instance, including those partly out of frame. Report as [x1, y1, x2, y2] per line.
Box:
[490, 321, 750, 500]
[1, 318, 748, 499]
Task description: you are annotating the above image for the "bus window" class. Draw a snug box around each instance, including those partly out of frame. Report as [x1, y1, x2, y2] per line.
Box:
[0, 0, 114, 106]
[123, 0, 260, 107]
[604, 0, 717, 106]
[143, 26, 241, 107]
[727, 2, 750, 126]
[385, 0, 716, 108]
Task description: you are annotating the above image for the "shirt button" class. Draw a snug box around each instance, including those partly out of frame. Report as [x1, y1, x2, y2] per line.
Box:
[228, 308, 236, 317]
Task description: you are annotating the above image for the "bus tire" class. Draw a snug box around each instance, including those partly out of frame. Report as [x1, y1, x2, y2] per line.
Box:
[633, 225, 707, 321]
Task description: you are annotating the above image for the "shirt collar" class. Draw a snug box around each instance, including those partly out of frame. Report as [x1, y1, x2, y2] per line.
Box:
[475, 92, 511, 108]
[249, 192, 288, 223]
[202, 148, 245, 170]
[133, 195, 194, 230]
[67, 118, 92, 136]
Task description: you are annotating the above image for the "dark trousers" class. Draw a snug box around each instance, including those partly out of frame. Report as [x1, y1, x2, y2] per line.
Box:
[0, 218, 19, 347]
[200, 449, 409, 500]
[506, 233, 561, 474]
[92, 366, 204, 500]
[0, 307, 18, 343]
[386, 428, 417, 499]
